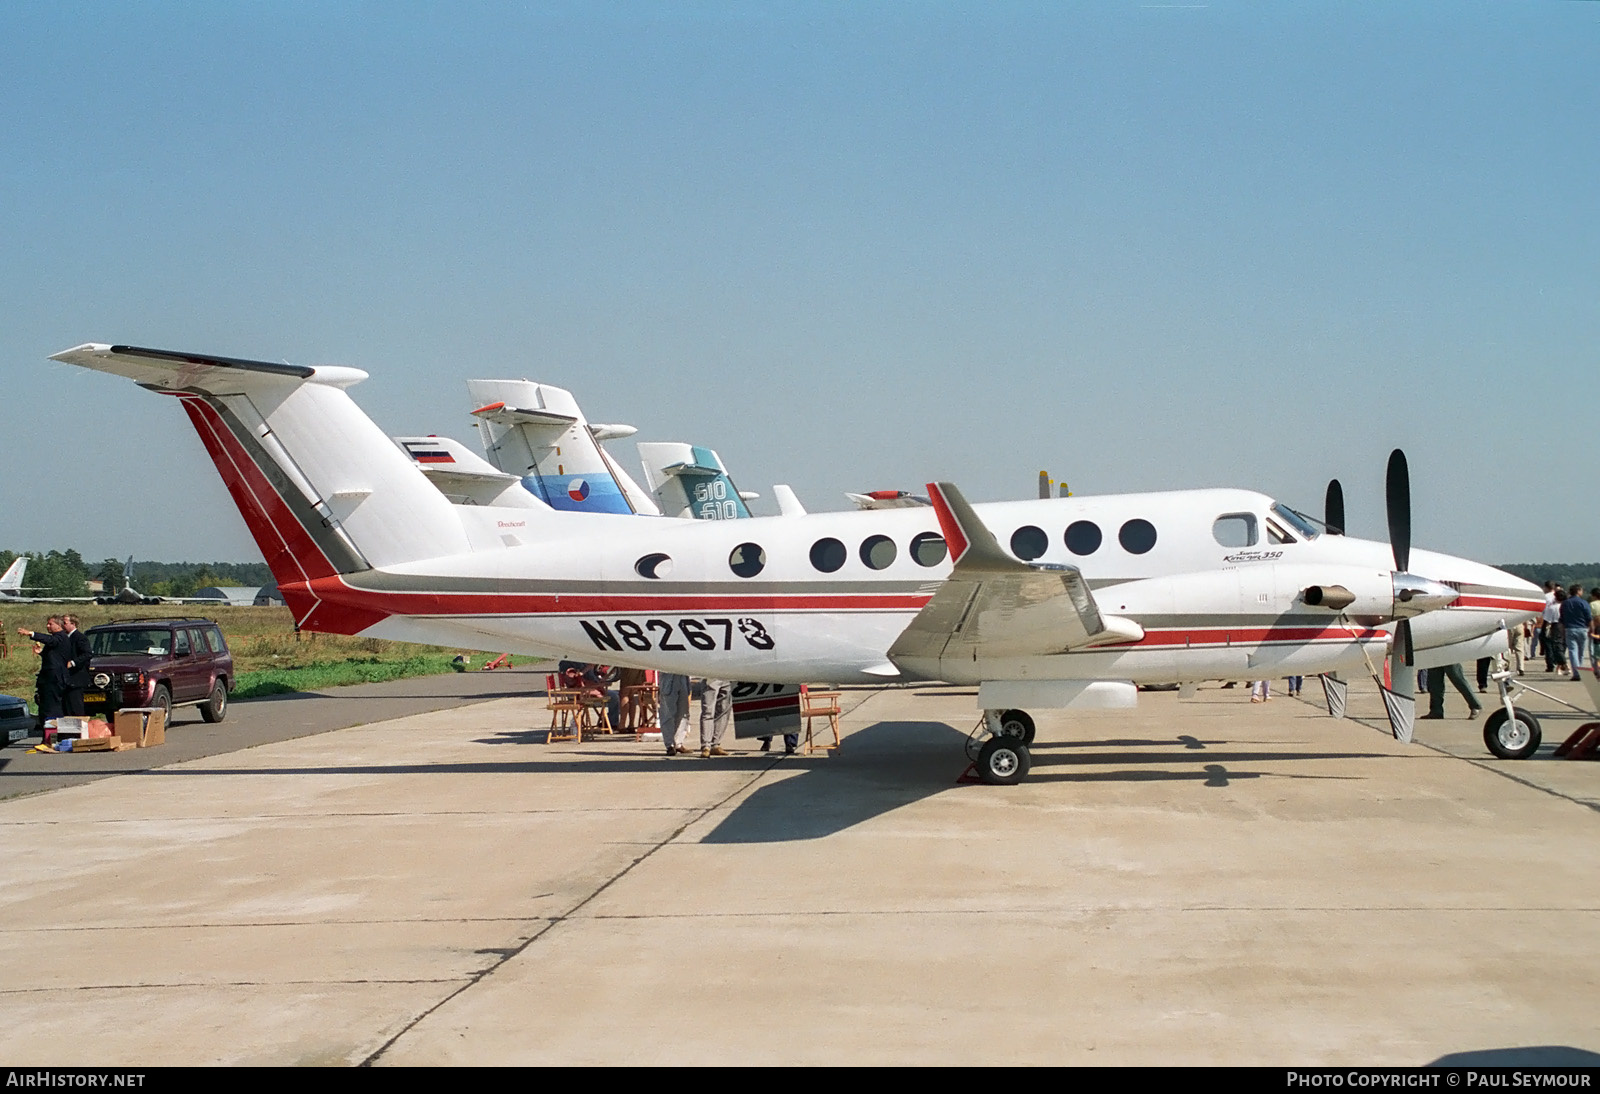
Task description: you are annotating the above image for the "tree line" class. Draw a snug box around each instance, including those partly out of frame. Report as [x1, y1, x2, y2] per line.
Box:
[1500, 564, 1600, 592]
[0, 550, 273, 599]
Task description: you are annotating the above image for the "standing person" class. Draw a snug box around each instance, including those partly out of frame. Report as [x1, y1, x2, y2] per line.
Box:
[16, 616, 67, 733]
[1250, 679, 1270, 703]
[1475, 657, 1493, 693]
[60, 615, 92, 716]
[699, 678, 732, 757]
[1548, 589, 1570, 675]
[1542, 588, 1563, 673]
[1560, 584, 1592, 681]
[657, 672, 692, 756]
[1284, 675, 1303, 698]
[1590, 588, 1600, 673]
[1421, 662, 1483, 720]
[1534, 581, 1556, 663]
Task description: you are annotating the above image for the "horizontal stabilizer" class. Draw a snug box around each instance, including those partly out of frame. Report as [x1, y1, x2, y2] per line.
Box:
[470, 401, 578, 429]
[846, 490, 930, 510]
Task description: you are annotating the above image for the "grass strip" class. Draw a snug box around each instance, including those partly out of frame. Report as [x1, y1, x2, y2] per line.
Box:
[233, 654, 461, 699]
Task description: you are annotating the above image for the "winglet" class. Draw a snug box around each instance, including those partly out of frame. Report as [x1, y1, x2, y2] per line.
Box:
[925, 482, 1018, 572]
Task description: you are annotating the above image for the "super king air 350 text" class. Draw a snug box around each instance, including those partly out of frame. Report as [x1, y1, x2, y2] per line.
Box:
[50, 344, 1544, 783]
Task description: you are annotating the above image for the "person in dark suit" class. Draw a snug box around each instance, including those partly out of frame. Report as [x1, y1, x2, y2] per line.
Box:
[60, 614, 93, 716]
[17, 615, 68, 730]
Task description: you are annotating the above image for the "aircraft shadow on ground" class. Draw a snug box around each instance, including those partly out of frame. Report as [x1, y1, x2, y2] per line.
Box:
[701, 720, 970, 843]
[6, 724, 1382, 835]
[1430, 1046, 1600, 1066]
[701, 723, 1377, 840]
[240, 687, 536, 704]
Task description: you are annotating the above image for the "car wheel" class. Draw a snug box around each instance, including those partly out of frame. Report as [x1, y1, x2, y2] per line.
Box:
[1482, 707, 1541, 760]
[201, 681, 228, 723]
[150, 684, 173, 721]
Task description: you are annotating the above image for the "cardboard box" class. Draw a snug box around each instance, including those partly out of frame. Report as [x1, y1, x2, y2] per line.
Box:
[68, 737, 114, 752]
[113, 708, 166, 748]
[54, 716, 90, 738]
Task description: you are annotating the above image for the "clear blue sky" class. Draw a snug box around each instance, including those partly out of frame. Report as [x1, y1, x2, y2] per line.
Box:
[2, 2, 1595, 565]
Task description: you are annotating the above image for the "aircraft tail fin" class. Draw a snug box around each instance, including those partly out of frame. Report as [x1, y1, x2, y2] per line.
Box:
[0, 556, 26, 595]
[467, 379, 660, 516]
[637, 442, 752, 520]
[49, 344, 473, 595]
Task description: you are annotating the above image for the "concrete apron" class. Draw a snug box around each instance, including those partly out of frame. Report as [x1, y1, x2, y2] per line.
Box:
[0, 681, 1596, 1065]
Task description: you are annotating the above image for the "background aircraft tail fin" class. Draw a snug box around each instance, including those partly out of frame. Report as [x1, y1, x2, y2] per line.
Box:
[50, 344, 474, 592]
[637, 442, 753, 520]
[467, 379, 660, 516]
[0, 556, 27, 594]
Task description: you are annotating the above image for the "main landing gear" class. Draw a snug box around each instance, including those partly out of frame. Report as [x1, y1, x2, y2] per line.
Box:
[971, 708, 1036, 785]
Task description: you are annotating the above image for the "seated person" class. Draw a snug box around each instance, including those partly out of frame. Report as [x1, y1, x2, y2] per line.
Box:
[617, 666, 652, 729]
[559, 663, 619, 725]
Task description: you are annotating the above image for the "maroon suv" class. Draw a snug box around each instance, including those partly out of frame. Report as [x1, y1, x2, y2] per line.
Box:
[84, 619, 233, 722]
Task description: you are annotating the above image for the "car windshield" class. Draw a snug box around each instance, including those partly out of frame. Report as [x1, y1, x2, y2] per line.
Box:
[1271, 502, 1323, 540]
[90, 629, 172, 656]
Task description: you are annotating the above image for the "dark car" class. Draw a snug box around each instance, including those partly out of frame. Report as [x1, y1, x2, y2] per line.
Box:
[0, 694, 33, 747]
[83, 618, 233, 722]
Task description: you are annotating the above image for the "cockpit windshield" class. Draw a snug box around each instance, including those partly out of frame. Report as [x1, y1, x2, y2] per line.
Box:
[1271, 503, 1323, 540]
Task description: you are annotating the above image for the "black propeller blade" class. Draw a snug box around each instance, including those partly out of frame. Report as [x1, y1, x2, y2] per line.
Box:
[1396, 618, 1415, 667]
[1385, 449, 1410, 575]
[1324, 479, 1345, 536]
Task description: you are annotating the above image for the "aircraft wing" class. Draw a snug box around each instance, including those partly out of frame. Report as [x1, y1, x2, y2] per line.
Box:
[887, 483, 1143, 669]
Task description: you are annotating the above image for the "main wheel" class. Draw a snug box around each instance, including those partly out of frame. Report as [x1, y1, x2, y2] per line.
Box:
[200, 681, 228, 723]
[996, 708, 1036, 744]
[1483, 708, 1541, 760]
[150, 684, 173, 721]
[977, 736, 1031, 785]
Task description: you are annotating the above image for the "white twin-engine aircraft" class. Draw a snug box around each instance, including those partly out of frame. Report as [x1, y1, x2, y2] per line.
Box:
[50, 344, 1544, 783]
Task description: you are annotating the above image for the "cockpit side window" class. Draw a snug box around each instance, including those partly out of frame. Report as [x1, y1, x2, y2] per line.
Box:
[1270, 503, 1322, 540]
[1212, 514, 1258, 548]
[1266, 519, 1294, 545]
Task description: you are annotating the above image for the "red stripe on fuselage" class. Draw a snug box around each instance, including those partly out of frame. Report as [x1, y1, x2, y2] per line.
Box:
[1118, 625, 1385, 648]
[302, 579, 932, 620]
[1452, 595, 1544, 613]
[734, 695, 802, 713]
